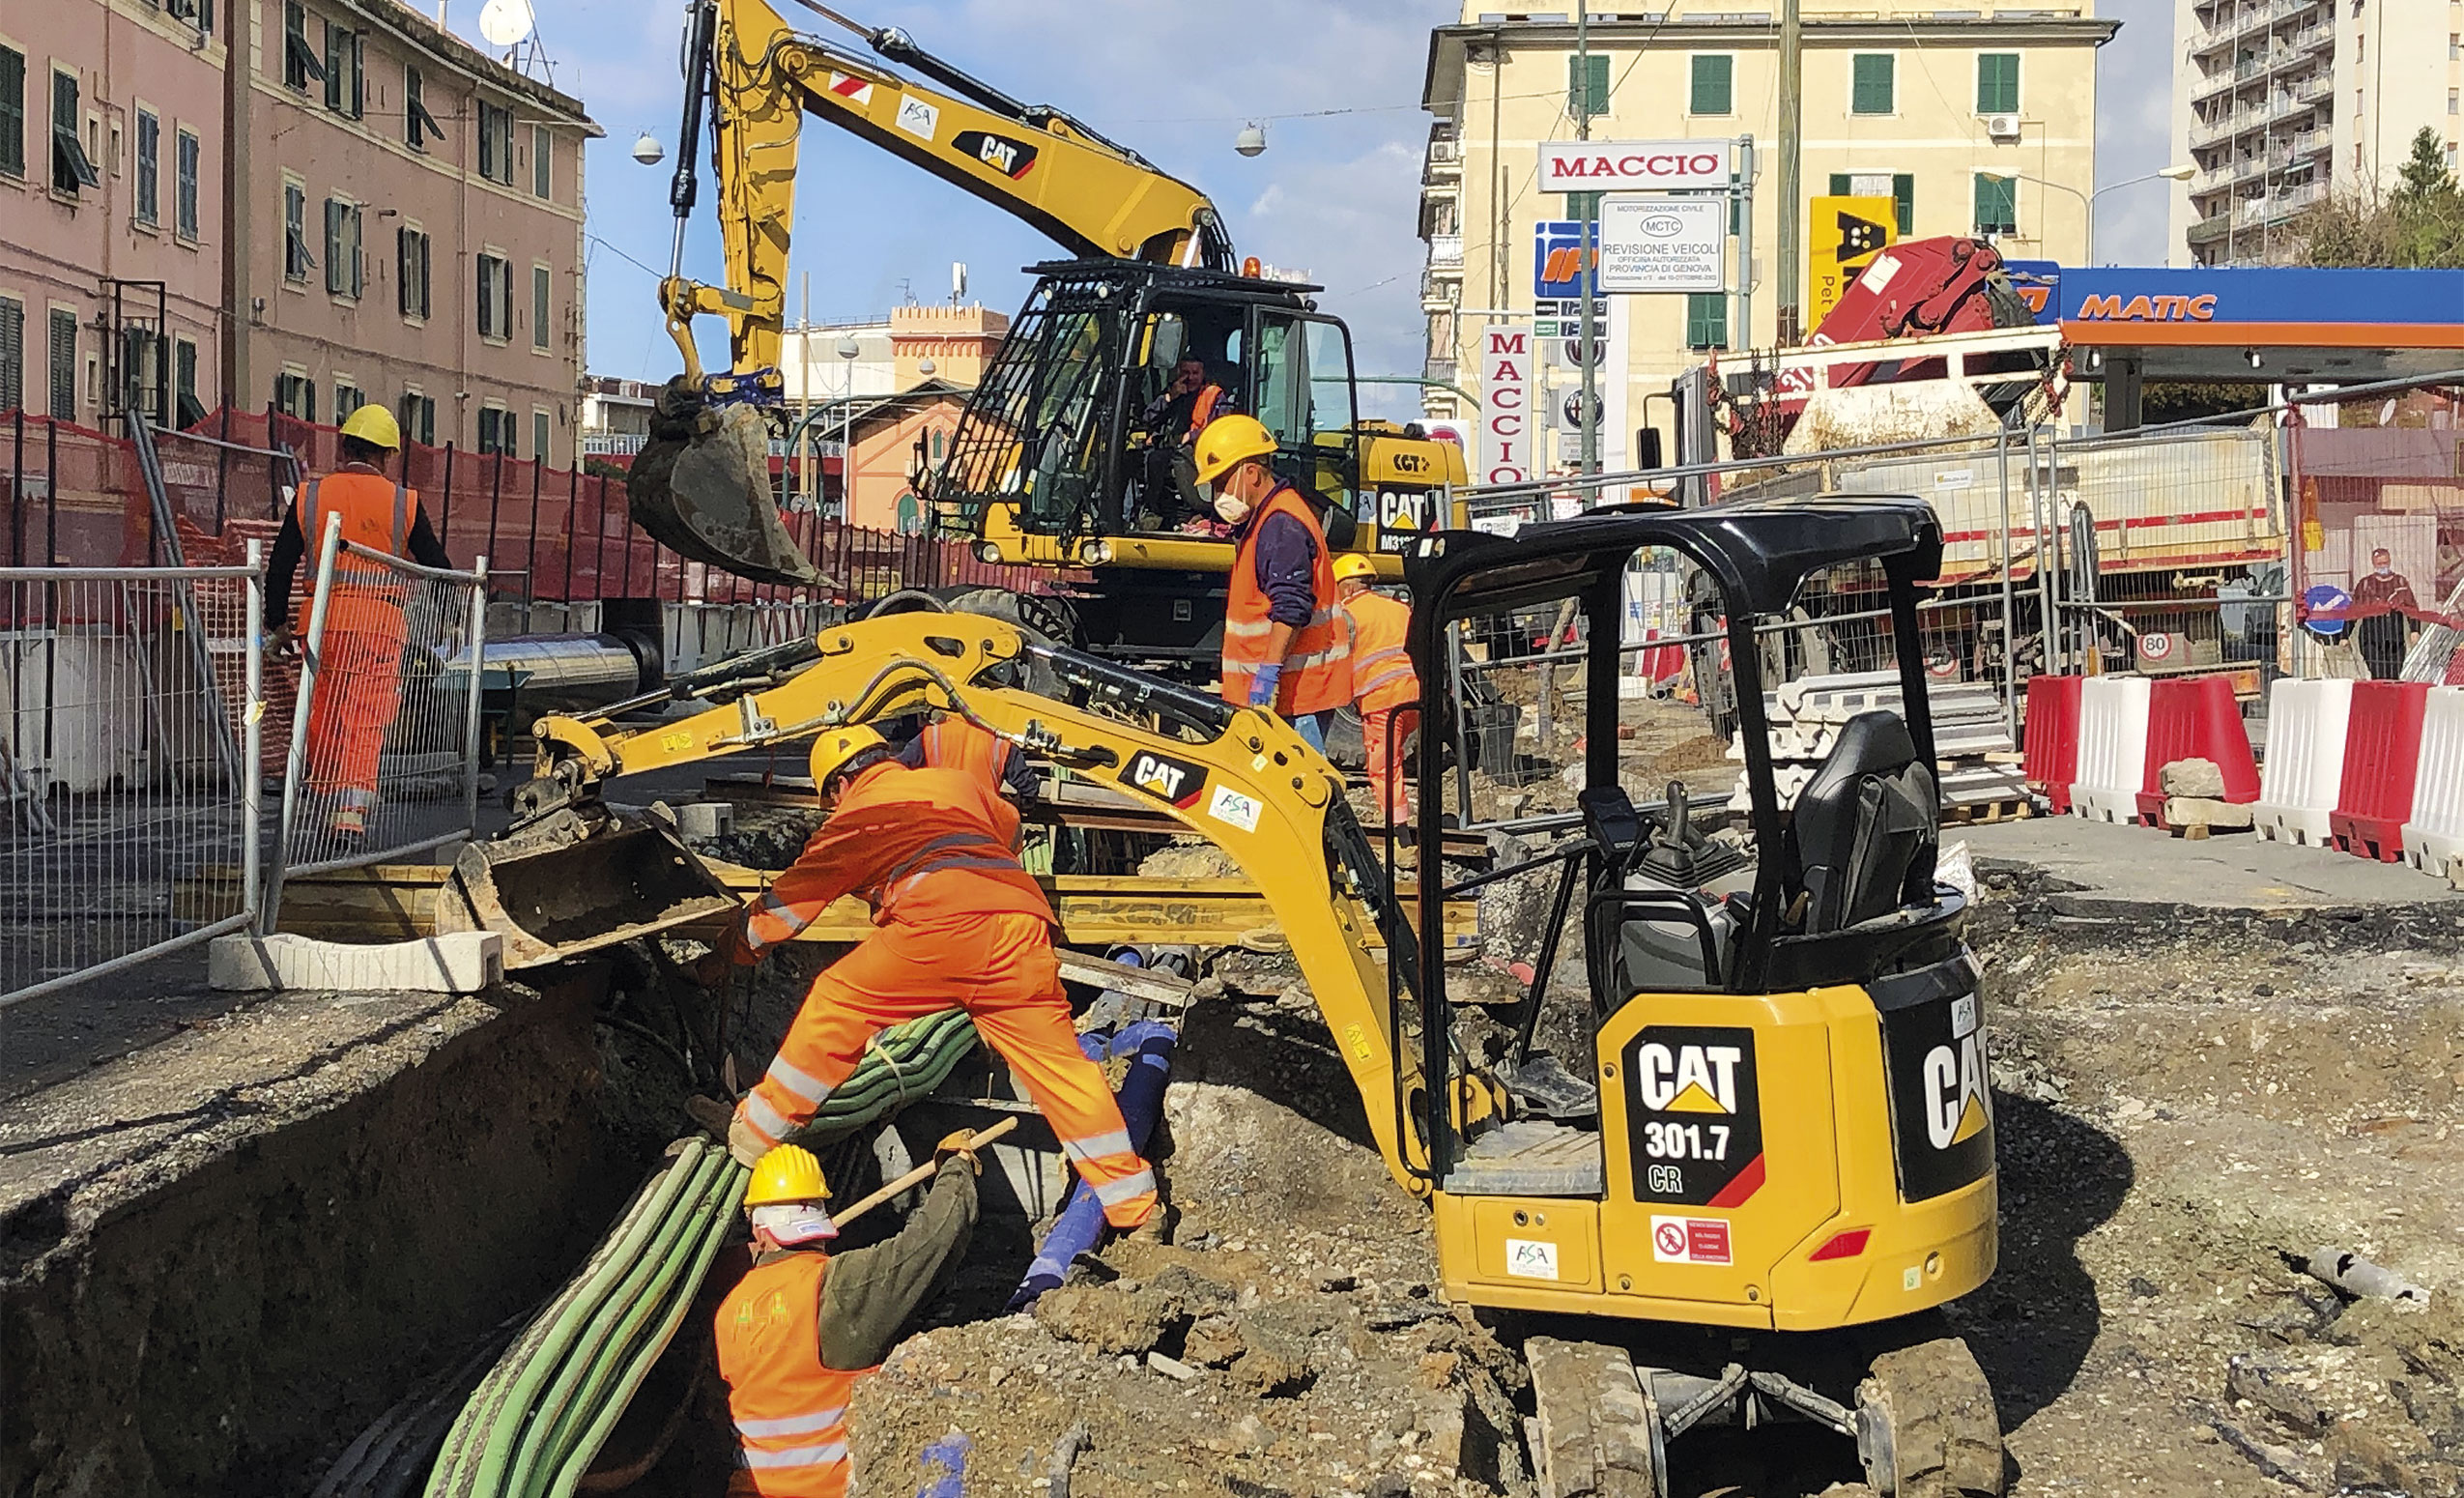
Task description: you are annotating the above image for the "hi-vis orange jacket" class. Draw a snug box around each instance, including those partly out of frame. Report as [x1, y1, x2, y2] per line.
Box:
[914, 714, 1014, 787]
[301, 473, 418, 637]
[740, 762, 1047, 955]
[1342, 588, 1419, 716]
[715, 1252, 859, 1498]
[1220, 485, 1352, 716]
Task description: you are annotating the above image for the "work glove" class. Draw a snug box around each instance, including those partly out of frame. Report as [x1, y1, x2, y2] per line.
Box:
[933, 1128, 986, 1174]
[1246, 662, 1282, 709]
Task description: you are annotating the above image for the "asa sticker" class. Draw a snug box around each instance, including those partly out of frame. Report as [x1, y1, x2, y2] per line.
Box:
[1207, 784, 1261, 834]
[1504, 1238, 1560, 1281]
[1648, 1216, 1733, 1265]
[1922, 1031, 1992, 1150]
[895, 96, 939, 140]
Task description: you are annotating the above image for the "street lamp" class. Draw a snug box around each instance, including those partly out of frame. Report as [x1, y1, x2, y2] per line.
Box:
[2006, 164, 2193, 263]
[837, 336, 860, 521]
[1234, 123, 1267, 158]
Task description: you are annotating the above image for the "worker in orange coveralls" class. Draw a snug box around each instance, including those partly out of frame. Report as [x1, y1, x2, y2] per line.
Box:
[266, 404, 453, 841]
[1332, 552, 1421, 835]
[710, 726, 1158, 1228]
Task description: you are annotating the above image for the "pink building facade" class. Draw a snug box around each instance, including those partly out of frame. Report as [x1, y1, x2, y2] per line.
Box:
[1, 0, 229, 428]
[228, 0, 597, 466]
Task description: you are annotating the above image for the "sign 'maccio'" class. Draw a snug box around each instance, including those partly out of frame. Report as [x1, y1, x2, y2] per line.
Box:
[1478, 325, 1533, 486]
[1537, 139, 1734, 194]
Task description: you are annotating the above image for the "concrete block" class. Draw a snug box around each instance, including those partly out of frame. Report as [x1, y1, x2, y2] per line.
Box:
[2161, 757, 2228, 798]
[676, 801, 734, 839]
[211, 931, 503, 994]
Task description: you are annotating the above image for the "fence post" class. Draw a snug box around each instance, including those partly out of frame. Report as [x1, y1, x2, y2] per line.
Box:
[244, 539, 266, 929]
[1994, 426, 2019, 740]
[266, 509, 345, 931]
[462, 554, 490, 837]
[2028, 422, 2058, 676]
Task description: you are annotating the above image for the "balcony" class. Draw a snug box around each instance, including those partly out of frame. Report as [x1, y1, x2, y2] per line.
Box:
[1420, 268, 1461, 309]
[1427, 233, 1465, 270]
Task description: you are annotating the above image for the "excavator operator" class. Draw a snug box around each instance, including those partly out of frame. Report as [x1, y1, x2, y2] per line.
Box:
[1133, 356, 1237, 529]
[715, 1136, 983, 1498]
[707, 727, 1159, 1229]
[1332, 553, 1419, 833]
[265, 403, 454, 842]
[1194, 415, 1353, 752]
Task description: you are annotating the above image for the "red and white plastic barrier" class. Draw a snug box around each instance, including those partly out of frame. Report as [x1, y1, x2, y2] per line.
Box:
[2071, 676, 2153, 824]
[2135, 676, 2259, 824]
[2400, 686, 2464, 884]
[2330, 680, 2431, 863]
[2021, 674, 2082, 814]
[2252, 678, 2354, 849]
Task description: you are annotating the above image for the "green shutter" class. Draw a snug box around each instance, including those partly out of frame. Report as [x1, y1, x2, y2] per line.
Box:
[1569, 53, 1610, 120]
[1893, 174, 1915, 236]
[1564, 190, 1602, 220]
[1851, 54, 1894, 115]
[1973, 174, 2017, 234]
[1828, 173, 1851, 195]
[1690, 54, 1733, 115]
[1976, 53, 2020, 115]
[0, 48, 23, 180]
[1686, 293, 1728, 351]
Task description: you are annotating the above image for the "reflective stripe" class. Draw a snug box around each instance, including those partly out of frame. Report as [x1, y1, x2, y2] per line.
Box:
[741, 1092, 796, 1143]
[1061, 1129, 1135, 1162]
[1358, 663, 1414, 694]
[764, 1055, 831, 1107]
[1222, 617, 1275, 639]
[880, 832, 1014, 889]
[744, 887, 807, 951]
[1091, 1167, 1157, 1205]
[1354, 646, 1408, 671]
[734, 1405, 846, 1439]
[742, 1440, 849, 1470]
[1289, 644, 1349, 670]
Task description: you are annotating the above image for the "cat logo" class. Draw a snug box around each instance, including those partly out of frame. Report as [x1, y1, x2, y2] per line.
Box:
[1123, 750, 1208, 811]
[1636, 1042, 1743, 1114]
[952, 130, 1039, 181]
[1390, 450, 1430, 475]
[1922, 1032, 1991, 1150]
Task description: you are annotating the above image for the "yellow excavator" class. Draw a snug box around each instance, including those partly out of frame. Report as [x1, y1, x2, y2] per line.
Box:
[633, 0, 1469, 668]
[451, 495, 2004, 1496]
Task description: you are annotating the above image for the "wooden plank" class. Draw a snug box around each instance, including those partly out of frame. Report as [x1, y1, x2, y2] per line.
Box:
[1054, 948, 1193, 1008]
[181, 863, 1478, 952]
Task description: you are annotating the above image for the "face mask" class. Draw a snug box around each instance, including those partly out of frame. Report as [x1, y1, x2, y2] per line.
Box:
[1214, 492, 1251, 525]
[2375, 564, 2392, 576]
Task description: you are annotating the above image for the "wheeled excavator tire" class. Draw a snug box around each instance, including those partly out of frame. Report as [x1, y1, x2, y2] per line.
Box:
[1855, 1337, 2004, 1497]
[1525, 1337, 1662, 1498]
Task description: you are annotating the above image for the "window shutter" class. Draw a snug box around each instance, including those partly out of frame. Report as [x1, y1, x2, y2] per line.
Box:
[1568, 54, 1609, 120]
[1976, 54, 2019, 115]
[1685, 293, 1727, 351]
[1973, 174, 2017, 234]
[1828, 173, 1851, 195]
[0, 299, 22, 415]
[1852, 54, 1894, 115]
[1690, 55, 1732, 116]
[0, 48, 23, 180]
[1892, 174, 1914, 236]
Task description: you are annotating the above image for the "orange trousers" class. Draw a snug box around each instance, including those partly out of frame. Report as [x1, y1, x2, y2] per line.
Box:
[735, 911, 1158, 1227]
[305, 625, 407, 811]
[1362, 706, 1419, 830]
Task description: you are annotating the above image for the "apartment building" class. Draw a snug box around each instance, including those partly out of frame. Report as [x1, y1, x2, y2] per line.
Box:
[1418, 5, 2113, 459]
[226, 0, 598, 464]
[2166, 0, 2458, 265]
[2, 0, 228, 429]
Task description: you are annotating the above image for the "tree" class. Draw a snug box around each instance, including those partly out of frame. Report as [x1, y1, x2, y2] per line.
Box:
[2290, 128, 2464, 268]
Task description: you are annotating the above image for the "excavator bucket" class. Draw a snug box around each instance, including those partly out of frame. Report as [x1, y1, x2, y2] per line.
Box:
[627, 399, 826, 588]
[440, 815, 743, 969]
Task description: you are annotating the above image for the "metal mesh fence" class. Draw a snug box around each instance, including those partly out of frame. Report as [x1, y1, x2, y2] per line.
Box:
[271, 521, 485, 909]
[2286, 395, 2464, 683]
[1, 562, 263, 1005]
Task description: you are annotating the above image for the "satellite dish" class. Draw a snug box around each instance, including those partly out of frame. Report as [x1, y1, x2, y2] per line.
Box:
[476, 0, 533, 47]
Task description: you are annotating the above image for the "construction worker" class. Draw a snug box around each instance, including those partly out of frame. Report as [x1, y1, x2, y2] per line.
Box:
[1192, 414, 1352, 752]
[1136, 356, 1235, 527]
[897, 709, 1035, 807]
[1333, 553, 1420, 832]
[715, 1136, 983, 1497]
[265, 404, 453, 841]
[711, 728, 1158, 1228]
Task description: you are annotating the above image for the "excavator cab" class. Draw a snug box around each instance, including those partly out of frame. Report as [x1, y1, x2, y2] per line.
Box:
[1400, 497, 2005, 1496]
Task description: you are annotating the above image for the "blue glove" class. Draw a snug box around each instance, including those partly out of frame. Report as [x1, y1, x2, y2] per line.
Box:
[1246, 662, 1282, 708]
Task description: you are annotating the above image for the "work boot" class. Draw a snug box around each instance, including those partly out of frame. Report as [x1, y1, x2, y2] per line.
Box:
[329, 806, 366, 842]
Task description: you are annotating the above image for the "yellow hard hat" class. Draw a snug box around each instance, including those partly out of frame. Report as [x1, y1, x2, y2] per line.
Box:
[339, 403, 402, 449]
[1191, 414, 1279, 486]
[1332, 553, 1380, 584]
[809, 726, 887, 787]
[746, 1143, 831, 1205]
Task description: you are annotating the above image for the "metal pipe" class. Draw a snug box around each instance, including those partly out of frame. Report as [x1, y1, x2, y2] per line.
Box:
[462, 555, 491, 837]
[265, 509, 345, 930]
[244, 540, 266, 929]
[0, 911, 254, 1012]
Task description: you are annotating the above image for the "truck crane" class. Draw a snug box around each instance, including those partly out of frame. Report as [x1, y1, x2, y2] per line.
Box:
[631, 0, 1467, 669]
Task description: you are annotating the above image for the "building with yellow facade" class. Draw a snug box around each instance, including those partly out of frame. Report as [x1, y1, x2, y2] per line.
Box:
[1417, 5, 2113, 468]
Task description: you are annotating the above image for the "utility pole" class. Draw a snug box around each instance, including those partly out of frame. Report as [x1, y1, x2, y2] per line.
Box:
[1576, 0, 1599, 477]
[1775, 0, 1802, 345]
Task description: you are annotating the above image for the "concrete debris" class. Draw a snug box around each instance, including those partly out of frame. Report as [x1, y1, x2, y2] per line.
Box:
[2159, 757, 2229, 799]
[209, 930, 503, 994]
[2305, 1246, 2432, 1305]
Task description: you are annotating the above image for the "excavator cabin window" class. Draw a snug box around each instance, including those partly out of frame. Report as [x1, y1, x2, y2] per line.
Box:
[1250, 311, 1360, 517]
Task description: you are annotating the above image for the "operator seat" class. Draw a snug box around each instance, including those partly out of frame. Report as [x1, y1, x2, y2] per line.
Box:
[1782, 710, 1939, 934]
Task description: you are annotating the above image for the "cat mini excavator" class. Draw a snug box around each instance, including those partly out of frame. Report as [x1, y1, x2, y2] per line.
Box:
[634, 0, 1467, 666]
[449, 493, 2003, 1497]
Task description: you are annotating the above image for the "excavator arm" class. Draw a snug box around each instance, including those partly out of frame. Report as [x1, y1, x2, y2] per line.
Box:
[473, 613, 1436, 1193]
[630, 0, 1231, 587]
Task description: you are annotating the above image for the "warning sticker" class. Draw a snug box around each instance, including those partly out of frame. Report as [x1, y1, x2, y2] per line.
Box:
[1648, 1215, 1733, 1266]
[826, 72, 874, 106]
[1504, 1238, 1560, 1281]
[1206, 784, 1261, 834]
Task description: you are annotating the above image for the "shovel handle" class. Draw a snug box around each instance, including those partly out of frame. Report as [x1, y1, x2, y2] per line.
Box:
[830, 1116, 1019, 1227]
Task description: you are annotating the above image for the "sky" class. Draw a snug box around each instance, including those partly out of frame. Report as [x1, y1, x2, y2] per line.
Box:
[444, 0, 2176, 403]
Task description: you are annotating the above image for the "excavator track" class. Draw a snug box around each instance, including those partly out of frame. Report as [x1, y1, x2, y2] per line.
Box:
[1855, 1338, 2004, 1498]
[1526, 1338, 1662, 1498]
